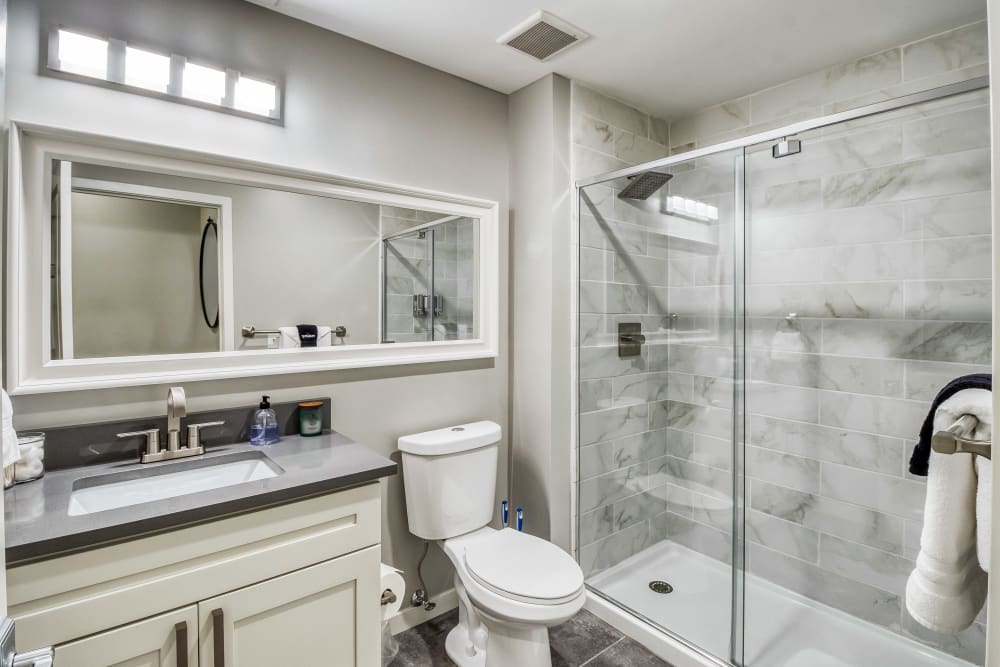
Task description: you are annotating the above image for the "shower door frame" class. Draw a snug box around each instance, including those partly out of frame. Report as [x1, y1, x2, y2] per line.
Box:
[575, 74, 990, 667]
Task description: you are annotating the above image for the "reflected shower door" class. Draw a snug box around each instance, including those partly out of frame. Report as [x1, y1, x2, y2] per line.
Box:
[577, 147, 746, 664]
[382, 229, 434, 343]
[743, 88, 990, 666]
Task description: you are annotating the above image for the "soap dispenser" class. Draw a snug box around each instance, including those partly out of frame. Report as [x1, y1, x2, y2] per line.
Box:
[250, 395, 280, 445]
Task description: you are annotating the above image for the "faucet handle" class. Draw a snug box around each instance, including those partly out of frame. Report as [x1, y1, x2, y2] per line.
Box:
[186, 421, 224, 450]
[117, 429, 161, 457]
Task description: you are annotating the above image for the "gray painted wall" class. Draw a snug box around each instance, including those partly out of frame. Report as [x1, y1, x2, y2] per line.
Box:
[5, 0, 510, 606]
[508, 74, 573, 549]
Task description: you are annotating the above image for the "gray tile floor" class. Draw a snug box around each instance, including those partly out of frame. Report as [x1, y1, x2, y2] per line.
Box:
[388, 608, 671, 666]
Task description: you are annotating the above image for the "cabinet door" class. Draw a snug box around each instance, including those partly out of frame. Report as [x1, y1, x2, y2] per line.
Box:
[199, 544, 380, 667]
[53, 605, 197, 667]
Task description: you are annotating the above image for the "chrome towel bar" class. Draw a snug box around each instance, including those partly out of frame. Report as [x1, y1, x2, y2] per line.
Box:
[932, 414, 991, 460]
[241, 325, 347, 339]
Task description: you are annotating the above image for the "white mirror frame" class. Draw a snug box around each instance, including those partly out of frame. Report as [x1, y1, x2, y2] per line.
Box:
[7, 122, 501, 394]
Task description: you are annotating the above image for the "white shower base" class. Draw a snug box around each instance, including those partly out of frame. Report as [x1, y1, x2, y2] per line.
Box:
[587, 540, 970, 667]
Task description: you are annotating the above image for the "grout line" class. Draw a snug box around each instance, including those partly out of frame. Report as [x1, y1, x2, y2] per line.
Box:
[581, 636, 626, 666]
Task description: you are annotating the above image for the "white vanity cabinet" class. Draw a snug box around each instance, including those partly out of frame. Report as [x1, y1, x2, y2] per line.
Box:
[53, 605, 198, 667]
[7, 483, 383, 667]
[198, 548, 380, 667]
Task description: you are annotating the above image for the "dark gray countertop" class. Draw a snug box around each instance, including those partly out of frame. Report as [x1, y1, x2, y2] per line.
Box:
[5, 431, 397, 565]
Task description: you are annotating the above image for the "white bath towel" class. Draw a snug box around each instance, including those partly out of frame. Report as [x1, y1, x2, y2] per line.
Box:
[278, 326, 333, 349]
[905, 389, 991, 633]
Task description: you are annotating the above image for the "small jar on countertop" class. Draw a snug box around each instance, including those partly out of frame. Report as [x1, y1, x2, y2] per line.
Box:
[298, 401, 324, 437]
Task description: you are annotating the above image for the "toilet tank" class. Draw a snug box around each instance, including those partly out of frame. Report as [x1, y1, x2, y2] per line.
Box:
[398, 421, 501, 540]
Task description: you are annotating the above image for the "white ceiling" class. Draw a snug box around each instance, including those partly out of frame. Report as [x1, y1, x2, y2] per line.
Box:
[249, 0, 986, 119]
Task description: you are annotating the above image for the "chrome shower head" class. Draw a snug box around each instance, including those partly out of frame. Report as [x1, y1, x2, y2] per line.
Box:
[618, 171, 673, 200]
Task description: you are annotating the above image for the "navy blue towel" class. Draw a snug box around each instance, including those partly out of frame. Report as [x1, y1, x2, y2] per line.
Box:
[296, 324, 319, 347]
[908, 373, 991, 476]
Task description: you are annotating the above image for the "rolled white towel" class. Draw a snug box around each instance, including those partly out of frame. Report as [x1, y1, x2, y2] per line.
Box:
[278, 326, 332, 349]
[905, 388, 991, 633]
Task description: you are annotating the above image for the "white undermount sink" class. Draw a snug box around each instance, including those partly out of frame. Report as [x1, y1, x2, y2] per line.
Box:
[67, 452, 282, 516]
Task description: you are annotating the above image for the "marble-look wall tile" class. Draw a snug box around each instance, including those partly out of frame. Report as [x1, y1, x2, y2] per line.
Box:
[574, 84, 649, 137]
[650, 455, 731, 498]
[904, 360, 991, 401]
[751, 204, 904, 251]
[750, 479, 905, 554]
[613, 490, 667, 531]
[903, 191, 990, 239]
[902, 105, 990, 159]
[651, 511, 732, 564]
[579, 519, 652, 576]
[903, 22, 988, 81]
[821, 320, 990, 365]
[749, 49, 901, 125]
[749, 543, 902, 628]
[748, 382, 819, 423]
[819, 534, 913, 595]
[670, 98, 750, 147]
[903, 280, 991, 322]
[579, 462, 648, 513]
[820, 462, 926, 521]
[614, 130, 670, 165]
[579, 379, 613, 412]
[580, 281, 649, 314]
[749, 414, 904, 476]
[818, 391, 928, 440]
[579, 345, 644, 380]
[748, 446, 820, 493]
[650, 400, 731, 440]
[580, 505, 614, 545]
[821, 149, 989, 209]
[574, 113, 615, 154]
[580, 404, 650, 446]
[747, 509, 820, 562]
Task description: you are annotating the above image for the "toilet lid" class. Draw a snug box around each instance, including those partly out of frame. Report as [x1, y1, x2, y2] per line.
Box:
[463, 528, 584, 604]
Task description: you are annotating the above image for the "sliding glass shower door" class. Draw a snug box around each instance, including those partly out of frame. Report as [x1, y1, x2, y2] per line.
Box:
[577, 82, 990, 667]
[577, 146, 746, 664]
[742, 87, 989, 666]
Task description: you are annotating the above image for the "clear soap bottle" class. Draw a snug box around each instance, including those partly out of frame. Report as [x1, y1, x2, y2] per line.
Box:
[250, 395, 280, 445]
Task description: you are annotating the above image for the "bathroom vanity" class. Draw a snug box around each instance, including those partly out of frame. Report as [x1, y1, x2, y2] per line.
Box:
[4, 429, 396, 666]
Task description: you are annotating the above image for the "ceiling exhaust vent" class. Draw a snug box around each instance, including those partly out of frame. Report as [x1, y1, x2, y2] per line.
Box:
[498, 11, 589, 62]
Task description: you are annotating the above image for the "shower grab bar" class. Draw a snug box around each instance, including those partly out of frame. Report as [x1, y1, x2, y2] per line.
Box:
[242, 325, 347, 339]
[932, 414, 991, 460]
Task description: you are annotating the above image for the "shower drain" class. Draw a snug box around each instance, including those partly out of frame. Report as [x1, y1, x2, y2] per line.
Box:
[649, 580, 673, 594]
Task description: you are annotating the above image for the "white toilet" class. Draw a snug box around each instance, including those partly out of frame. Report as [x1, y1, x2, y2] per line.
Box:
[399, 421, 585, 667]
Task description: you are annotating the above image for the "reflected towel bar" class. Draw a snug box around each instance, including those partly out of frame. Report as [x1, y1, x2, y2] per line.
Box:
[242, 325, 347, 339]
[932, 414, 991, 460]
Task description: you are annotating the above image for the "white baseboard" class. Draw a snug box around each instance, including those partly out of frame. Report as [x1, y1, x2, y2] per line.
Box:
[387, 588, 459, 635]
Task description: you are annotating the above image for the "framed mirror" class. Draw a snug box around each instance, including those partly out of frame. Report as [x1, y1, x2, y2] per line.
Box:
[200, 219, 220, 330]
[7, 123, 500, 393]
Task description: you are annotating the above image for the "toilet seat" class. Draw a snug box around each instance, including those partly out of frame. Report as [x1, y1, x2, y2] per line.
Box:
[463, 528, 584, 605]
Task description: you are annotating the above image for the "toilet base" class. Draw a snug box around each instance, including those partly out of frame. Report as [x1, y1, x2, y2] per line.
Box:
[445, 624, 486, 667]
[445, 620, 554, 667]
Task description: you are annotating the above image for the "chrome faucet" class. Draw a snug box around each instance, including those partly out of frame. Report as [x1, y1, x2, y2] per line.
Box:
[117, 387, 224, 463]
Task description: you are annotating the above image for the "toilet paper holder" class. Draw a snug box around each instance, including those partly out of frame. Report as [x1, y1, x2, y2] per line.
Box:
[381, 589, 398, 606]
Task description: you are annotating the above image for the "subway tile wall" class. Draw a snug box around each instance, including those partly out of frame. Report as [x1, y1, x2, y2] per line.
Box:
[575, 20, 988, 662]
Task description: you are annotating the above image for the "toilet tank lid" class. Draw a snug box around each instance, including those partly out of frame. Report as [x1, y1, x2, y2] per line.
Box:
[398, 421, 501, 456]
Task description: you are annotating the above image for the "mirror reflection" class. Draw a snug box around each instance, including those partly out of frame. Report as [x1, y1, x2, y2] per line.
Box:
[49, 160, 479, 360]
